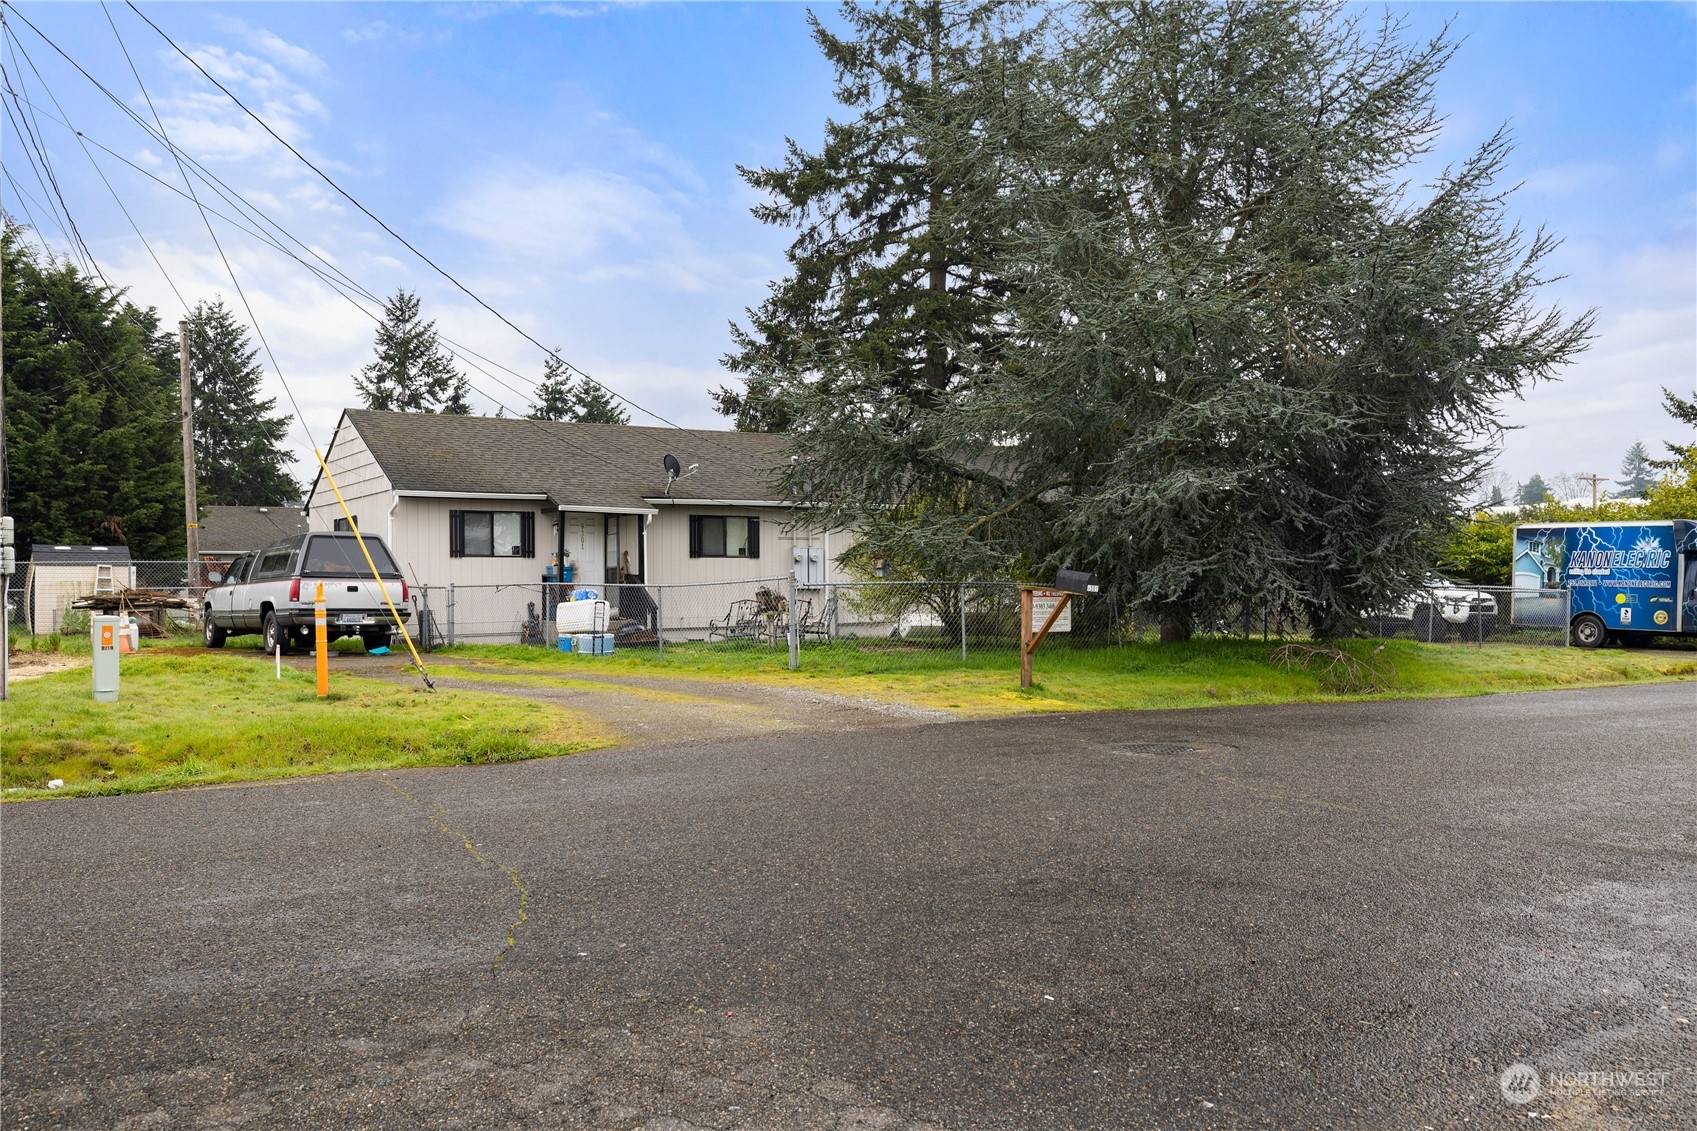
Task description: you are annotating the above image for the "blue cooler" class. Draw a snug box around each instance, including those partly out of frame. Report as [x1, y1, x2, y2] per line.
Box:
[573, 633, 615, 655]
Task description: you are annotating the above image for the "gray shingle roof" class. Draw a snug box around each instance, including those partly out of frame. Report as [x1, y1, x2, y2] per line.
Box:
[327, 410, 794, 511]
[29, 544, 133, 565]
[197, 505, 311, 554]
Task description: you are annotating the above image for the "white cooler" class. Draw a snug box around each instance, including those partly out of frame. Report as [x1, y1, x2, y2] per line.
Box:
[556, 599, 609, 637]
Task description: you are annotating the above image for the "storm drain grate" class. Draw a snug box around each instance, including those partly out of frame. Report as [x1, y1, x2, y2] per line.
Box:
[1113, 742, 1206, 757]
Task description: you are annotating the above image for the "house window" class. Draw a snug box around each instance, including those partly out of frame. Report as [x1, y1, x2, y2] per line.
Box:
[689, 515, 759, 559]
[333, 516, 357, 532]
[449, 510, 536, 558]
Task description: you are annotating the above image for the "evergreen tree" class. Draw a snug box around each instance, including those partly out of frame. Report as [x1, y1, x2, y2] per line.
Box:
[528, 354, 576, 422]
[527, 354, 631, 424]
[715, 0, 1031, 432]
[570, 378, 630, 425]
[353, 290, 471, 414]
[187, 298, 300, 505]
[1649, 386, 1697, 471]
[1486, 485, 1506, 507]
[1615, 442, 1653, 497]
[1, 221, 184, 557]
[1518, 474, 1552, 505]
[754, 1, 1591, 640]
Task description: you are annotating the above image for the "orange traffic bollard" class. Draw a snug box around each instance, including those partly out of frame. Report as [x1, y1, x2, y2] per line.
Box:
[315, 582, 329, 697]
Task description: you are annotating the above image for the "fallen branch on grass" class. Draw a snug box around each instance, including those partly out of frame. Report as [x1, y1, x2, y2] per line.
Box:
[1269, 643, 1396, 694]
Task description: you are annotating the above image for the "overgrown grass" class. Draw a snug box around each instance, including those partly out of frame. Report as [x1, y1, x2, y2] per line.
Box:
[438, 636, 1697, 716]
[1, 652, 617, 799]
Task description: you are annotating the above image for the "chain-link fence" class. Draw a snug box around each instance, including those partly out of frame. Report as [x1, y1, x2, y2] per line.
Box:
[2, 561, 1580, 657]
[1364, 585, 1570, 647]
[5, 559, 210, 638]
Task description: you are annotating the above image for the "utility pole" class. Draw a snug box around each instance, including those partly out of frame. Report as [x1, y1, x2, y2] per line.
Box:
[179, 320, 200, 576]
[2, 268, 9, 702]
[1578, 473, 1607, 511]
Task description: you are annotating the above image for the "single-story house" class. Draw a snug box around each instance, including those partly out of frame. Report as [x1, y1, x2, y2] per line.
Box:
[22, 544, 135, 634]
[303, 410, 852, 642]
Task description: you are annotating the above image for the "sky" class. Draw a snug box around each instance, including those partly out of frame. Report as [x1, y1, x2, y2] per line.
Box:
[3, 1, 1693, 503]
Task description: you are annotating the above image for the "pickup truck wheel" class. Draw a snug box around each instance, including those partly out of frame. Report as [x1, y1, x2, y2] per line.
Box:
[262, 612, 291, 655]
[203, 613, 227, 649]
[1571, 613, 1609, 649]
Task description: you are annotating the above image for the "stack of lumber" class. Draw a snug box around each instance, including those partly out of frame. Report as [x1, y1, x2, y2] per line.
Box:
[70, 589, 194, 637]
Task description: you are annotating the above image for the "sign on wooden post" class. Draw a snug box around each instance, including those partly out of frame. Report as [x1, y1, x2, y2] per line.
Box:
[1018, 571, 1097, 690]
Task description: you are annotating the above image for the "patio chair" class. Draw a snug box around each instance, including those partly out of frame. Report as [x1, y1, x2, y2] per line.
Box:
[798, 593, 837, 641]
[707, 599, 762, 642]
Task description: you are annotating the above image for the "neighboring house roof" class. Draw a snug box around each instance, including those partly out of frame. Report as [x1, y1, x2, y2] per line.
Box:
[29, 544, 133, 565]
[310, 410, 795, 514]
[198, 505, 311, 555]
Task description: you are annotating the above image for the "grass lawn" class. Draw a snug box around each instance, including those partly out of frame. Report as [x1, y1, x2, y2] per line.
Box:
[440, 636, 1697, 716]
[1, 651, 616, 800]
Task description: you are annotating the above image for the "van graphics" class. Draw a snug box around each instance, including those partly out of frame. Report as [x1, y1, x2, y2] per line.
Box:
[1512, 521, 1697, 638]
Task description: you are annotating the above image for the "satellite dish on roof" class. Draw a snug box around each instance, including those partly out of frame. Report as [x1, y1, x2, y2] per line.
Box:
[661, 453, 697, 497]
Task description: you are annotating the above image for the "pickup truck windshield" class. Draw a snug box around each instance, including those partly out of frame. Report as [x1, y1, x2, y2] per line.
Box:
[301, 535, 401, 578]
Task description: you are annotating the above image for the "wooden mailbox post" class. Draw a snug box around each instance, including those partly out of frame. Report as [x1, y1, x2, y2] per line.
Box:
[1019, 569, 1099, 688]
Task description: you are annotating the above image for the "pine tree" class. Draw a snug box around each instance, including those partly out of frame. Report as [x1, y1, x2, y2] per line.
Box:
[1616, 442, 1653, 497]
[527, 354, 576, 421]
[353, 290, 470, 414]
[715, 0, 1030, 433]
[188, 298, 300, 505]
[1649, 386, 1697, 471]
[571, 378, 630, 425]
[527, 354, 630, 424]
[753, 1, 1591, 640]
[1518, 475, 1552, 505]
[1, 221, 184, 557]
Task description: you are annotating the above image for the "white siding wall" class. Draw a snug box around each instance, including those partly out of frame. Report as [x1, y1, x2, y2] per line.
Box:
[392, 497, 552, 588]
[643, 506, 852, 588]
[306, 417, 396, 543]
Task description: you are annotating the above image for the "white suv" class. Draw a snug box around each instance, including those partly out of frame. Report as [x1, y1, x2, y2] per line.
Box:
[1374, 575, 1498, 640]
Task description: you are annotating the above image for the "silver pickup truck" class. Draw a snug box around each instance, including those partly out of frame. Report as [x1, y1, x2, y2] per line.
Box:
[203, 532, 410, 653]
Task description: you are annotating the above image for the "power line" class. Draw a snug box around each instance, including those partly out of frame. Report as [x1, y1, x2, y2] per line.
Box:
[99, 0, 317, 458]
[0, 36, 106, 283]
[3, 37, 188, 310]
[4, 5, 655, 476]
[6, 2, 720, 539]
[118, 0, 715, 442]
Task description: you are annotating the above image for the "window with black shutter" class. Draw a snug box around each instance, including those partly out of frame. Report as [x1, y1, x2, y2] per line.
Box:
[687, 515, 760, 559]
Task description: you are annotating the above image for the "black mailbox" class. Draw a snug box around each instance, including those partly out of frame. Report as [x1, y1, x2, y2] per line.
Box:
[1054, 568, 1100, 594]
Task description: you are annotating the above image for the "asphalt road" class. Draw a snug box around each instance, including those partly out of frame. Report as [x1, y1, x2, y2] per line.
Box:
[4, 684, 1694, 1129]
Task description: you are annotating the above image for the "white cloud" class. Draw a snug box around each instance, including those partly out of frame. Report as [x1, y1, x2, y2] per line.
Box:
[435, 165, 725, 292]
[342, 21, 451, 48]
[1491, 237, 1696, 484]
[1521, 162, 1615, 197]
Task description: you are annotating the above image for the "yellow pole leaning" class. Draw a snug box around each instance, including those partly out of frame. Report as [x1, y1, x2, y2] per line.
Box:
[315, 581, 329, 698]
[310, 447, 434, 690]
